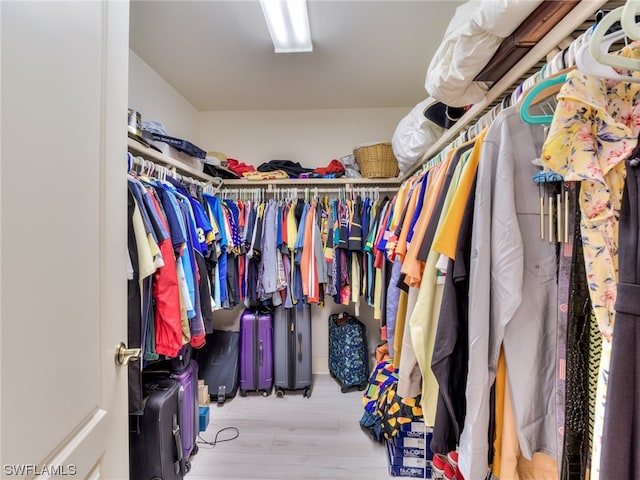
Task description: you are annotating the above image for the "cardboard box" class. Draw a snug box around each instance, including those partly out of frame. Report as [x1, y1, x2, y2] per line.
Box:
[148, 140, 205, 173]
[390, 438, 427, 459]
[198, 384, 210, 406]
[393, 435, 425, 449]
[386, 442, 427, 468]
[393, 427, 433, 460]
[386, 440, 432, 478]
[388, 464, 431, 478]
[398, 421, 428, 439]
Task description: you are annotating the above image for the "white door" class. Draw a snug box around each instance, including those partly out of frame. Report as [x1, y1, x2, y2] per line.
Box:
[1, 1, 130, 479]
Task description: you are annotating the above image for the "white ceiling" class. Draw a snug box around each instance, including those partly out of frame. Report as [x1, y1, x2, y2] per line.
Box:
[129, 0, 465, 111]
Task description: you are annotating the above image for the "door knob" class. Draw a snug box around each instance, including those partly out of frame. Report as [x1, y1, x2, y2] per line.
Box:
[115, 342, 141, 366]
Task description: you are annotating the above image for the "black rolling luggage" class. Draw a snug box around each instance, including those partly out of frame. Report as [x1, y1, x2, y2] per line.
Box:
[196, 329, 240, 404]
[143, 354, 199, 472]
[273, 303, 313, 398]
[130, 377, 184, 480]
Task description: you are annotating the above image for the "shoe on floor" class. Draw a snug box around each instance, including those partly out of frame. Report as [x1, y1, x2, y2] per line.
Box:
[431, 453, 448, 478]
[444, 462, 457, 480]
[447, 450, 458, 468]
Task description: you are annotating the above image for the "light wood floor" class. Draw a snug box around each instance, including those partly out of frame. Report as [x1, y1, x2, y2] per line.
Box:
[188, 373, 392, 480]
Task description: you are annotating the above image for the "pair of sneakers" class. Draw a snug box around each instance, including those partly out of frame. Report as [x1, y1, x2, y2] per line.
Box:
[432, 451, 464, 480]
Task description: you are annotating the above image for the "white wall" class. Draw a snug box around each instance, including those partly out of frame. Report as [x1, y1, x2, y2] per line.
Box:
[197, 107, 408, 169]
[128, 50, 199, 142]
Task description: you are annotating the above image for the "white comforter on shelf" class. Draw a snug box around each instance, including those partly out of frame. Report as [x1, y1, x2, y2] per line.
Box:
[392, 97, 444, 176]
[425, 0, 543, 107]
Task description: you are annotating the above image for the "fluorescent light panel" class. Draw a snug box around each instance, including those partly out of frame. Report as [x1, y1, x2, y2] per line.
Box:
[260, 0, 312, 53]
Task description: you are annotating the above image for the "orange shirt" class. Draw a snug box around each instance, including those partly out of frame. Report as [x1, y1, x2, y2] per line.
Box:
[392, 181, 422, 263]
[401, 151, 453, 287]
[432, 127, 488, 260]
[384, 177, 417, 260]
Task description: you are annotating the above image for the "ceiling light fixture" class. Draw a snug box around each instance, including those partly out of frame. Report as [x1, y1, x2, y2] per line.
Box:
[260, 0, 313, 53]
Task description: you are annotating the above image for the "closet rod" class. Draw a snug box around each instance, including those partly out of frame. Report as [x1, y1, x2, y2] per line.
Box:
[222, 176, 401, 187]
[400, 0, 608, 182]
[219, 185, 398, 197]
[129, 153, 223, 194]
[268, 186, 398, 193]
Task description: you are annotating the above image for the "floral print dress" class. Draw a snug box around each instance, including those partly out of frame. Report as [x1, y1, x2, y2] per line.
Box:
[541, 42, 640, 479]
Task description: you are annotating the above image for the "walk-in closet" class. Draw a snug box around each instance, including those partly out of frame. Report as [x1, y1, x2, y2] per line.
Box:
[2, 1, 640, 479]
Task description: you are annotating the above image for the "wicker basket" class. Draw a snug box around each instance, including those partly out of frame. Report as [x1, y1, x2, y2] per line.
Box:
[353, 142, 399, 178]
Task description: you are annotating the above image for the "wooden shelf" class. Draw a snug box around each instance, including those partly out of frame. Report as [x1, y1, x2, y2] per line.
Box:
[474, 0, 580, 82]
[129, 137, 401, 188]
[221, 176, 401, 186]
[399, 0, 609, 183]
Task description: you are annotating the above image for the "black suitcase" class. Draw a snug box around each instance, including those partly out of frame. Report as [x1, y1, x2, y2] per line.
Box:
[130, 377, 184, 480]
[273, 304, 312, 398]
[142, 361, 199, 473]
[196, 330, 240, 404]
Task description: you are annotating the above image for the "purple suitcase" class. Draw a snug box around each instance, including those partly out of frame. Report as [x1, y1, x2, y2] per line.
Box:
[171, 360, 199, 470]
[239, 309, 273, 396]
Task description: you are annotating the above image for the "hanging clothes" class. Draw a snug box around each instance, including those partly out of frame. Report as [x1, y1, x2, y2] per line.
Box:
[200, 191, 395, 318]
[403, 144, 469, 288]
[559, 182, 592, 480]
[127, 189, 153, 415]
[600, 149, 640, 480]
[127, 172, 218, 364]
[358, 30, 640, 480]
[540, 44, 640, 478]
[459, 107, 557, 480]
[430, 174, 477, 455]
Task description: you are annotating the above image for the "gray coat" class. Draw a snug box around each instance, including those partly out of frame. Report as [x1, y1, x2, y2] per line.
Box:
[459, 107, 558, 480]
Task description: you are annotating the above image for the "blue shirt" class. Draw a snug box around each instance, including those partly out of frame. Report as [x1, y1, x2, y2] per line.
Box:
[174, 196, 197, 319]
[204, 195, 228, 250]
[128, 178, 165, 244]
[156, 185, 187, 254]
[204, 195, 228, 304]
[407, 171, 430, 244]
[188, 196, 213, 255]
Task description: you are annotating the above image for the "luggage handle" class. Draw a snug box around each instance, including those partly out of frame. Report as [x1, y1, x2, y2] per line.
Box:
[129, 413, 142, 435]
[298, 334, 302, 362]
[336, 312, 351, 326]
[217, 385, 227, 405]
[259, 340, 264, 367]
[334, 312, 364, 327]
[172, 414, 184, 475]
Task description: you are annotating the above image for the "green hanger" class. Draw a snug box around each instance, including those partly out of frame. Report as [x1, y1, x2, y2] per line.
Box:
[519, 73, 567, 125]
